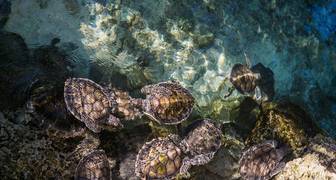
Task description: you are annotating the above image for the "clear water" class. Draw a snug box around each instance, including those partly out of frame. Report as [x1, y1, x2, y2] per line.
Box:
[0, 0, 335, 179]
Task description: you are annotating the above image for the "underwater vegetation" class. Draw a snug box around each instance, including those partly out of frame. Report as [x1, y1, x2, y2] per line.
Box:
[0, 0, 335, 179]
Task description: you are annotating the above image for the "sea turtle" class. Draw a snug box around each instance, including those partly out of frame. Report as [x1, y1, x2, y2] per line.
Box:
[179, 119, 222, 172]
[135, 120, 222, 179]
[229, 63, 261, 95]
[239, 140, 289, 180]
[64, 78, 123, 133]
[221, 53, 273, 102]
[135, 135, 184, 179]
[75, 150, 111, 180]
[133, 81, 195, 125]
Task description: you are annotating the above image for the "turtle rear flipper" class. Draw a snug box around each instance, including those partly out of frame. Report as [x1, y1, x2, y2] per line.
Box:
[179, 152, 215, 176]
[253, 86, 262, 101]
[253, 86, 269, 102]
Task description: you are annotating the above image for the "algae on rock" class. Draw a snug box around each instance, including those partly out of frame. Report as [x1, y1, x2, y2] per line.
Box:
[246, 102, 319, 156]
[275, 135, 336, 180]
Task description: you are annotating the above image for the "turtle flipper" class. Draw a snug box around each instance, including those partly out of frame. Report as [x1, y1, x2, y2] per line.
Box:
[82, 114, 102, 133]
[253, 86, 262, 101]
[178, 158, 192, 178]
[188, 153, 215, 166]
[253, 86, 269, 102]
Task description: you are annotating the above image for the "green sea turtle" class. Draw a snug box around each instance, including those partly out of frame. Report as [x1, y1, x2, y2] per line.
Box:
[64, 78, 123, 133]
[221, 53, 273, 102]
[239, 140, 289, 180]
[64, 79, 194, 132]
[135, 136, 183, 179]
[135, 119, 222, 179]
[134, 81, 195, 125]
[75, 150, 111, 180]
[179, 119, 222, 172]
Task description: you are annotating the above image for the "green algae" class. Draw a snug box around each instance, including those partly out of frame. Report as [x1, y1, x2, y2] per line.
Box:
[246, 102, 320, 156]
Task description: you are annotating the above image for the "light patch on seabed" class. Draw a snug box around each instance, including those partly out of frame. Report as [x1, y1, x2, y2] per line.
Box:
[4, 0, 91, 76]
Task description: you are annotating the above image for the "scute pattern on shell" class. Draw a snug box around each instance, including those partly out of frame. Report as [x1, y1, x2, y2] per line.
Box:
[75, 150, 111, 180]
[142, 82, 194, 124]
[239, 140, 288, 180]
[64, 78, 111, 132]
[230, 63, 259, 94]
[183, 119, 222, 158]
[135, 137, 183, 179]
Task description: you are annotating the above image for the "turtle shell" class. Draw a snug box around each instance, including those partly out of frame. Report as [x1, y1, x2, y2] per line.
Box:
[230, 63, 259, 94]
[64, 78, 113, 133]
[75, 150, 111, 180]
[135, 136, 183, 179]
[182, 119, 222, 164]
[141, 82, 194, 124]
[239, 140, 289, 180]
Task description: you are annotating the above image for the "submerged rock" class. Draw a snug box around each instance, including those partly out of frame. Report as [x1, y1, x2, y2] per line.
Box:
[275, 135, 336, 179]
[0, 111, 80, 179]
[188, 128, 244, 179]
[246, 102, 319, 156]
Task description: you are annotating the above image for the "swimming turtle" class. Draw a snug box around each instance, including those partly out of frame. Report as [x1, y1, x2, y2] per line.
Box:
[64, 78, 123, 133]
[134, 81, 195, 125]
[221, 53, 272, 102]
[135, 120, 222, 179]
[75, 150, 111, 180]
[135, 135, 184, 179]
[230, 63, 260, 95]
[239, 140, 289, 180]
[179, 119, 222, 172]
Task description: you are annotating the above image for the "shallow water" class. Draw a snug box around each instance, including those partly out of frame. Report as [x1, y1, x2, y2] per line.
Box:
[0, 0, 335, 179]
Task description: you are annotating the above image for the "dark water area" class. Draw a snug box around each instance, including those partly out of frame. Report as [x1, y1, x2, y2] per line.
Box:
[0, 0, 336, 179]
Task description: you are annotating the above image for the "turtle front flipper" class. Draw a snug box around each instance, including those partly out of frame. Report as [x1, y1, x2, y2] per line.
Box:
[188, 153, 215, 166]
[178, 157, 192, 179]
